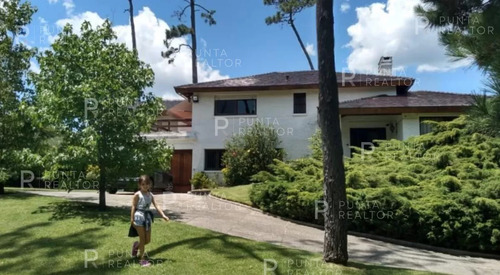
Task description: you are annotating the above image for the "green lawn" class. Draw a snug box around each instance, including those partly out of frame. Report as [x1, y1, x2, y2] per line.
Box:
[211, 184, 253, 206]
[6, 187, 98, 192]
[0, 191, 437, 275]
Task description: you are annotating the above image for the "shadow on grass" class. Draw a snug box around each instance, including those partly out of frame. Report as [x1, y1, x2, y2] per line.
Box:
[31, 200, 184, 226]
[1, 189, 42, 200]
[1, 192, 436, 275]
[31, 200, 130, 226]
[147, 234, 329, 275]
[0, 224, 106, 275]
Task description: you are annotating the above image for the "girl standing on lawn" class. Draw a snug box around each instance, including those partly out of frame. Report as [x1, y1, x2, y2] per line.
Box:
[130, 175, 169, 267]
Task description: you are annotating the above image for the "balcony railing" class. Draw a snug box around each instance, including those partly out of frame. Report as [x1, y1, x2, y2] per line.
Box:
[152, 118, 192, 132]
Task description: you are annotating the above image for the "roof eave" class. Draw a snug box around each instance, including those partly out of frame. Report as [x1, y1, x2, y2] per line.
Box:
[174, 79, 415, 97]
[339, 105, 469, 115]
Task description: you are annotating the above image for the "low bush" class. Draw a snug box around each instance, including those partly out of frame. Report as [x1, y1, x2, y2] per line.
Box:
[250, 116, 500, 253]
[190, 172, 217, 189]
[222, 122, 284, 186]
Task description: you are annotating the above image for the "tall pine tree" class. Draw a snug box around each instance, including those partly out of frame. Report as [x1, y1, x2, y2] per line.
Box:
[317, 0, 348, 264]
[162, 0, 216, 84]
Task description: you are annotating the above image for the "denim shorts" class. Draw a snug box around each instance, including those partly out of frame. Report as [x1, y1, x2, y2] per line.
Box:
[133, 210, 152, 228]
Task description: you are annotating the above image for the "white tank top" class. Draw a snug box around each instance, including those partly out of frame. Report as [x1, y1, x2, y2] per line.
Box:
[137, 191, 152, 211]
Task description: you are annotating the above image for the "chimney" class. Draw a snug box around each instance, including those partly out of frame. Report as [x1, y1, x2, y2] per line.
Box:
[378, 56, 392, 76]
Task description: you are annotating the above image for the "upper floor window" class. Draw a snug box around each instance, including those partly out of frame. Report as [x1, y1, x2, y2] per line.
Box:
[293, 93, 306, 114]
[419, 116, 457, 135]
[214, 99, 256, 116]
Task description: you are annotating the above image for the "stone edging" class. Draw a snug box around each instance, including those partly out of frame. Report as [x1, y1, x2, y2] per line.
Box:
[208, 194, 500, 261]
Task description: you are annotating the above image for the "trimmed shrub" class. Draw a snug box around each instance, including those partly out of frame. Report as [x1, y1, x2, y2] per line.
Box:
[250, 116, 500, 253]
[222, 122, 283, 186]
[190, 172, 217, 189]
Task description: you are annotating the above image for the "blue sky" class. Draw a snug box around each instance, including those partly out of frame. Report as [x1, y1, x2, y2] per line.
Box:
[27, 0, 487, 99]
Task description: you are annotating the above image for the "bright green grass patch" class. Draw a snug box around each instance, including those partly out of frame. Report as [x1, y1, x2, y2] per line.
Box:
[0, 191, 436, 275]
[211, 184, 253, 206]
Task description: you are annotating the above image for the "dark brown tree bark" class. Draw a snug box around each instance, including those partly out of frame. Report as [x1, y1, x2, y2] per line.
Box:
[128, 0, 137, 53]
[190, 0, 198, 84]
[0, 184, 4, 194]
[316, 0, 348, 264]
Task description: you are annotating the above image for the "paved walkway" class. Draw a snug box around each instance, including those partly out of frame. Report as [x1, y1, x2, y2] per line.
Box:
[23, 190, 500, 275]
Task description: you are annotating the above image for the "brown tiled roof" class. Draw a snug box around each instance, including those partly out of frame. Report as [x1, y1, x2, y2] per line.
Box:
[339, 91, 473, 115]
[166, 100, 192, 120]
[175, 70, 414, 95]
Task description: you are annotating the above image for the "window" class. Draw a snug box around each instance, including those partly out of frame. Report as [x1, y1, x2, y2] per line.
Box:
[214, 99, 256, 116]
[293, 93, 306, 114]
[419, 117, 457, 135]
[205, 149, 225, 170]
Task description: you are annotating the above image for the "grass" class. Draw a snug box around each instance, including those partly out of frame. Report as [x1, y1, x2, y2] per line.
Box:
[0, 191, 438, 275]
[6, 187, 98, 192]
[211, 184, 253, 206]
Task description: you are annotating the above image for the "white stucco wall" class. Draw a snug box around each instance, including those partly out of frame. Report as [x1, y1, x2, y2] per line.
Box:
[400, 113, 460, 140]
[401, 114, 420, 140]
[189, 86, 397, 176]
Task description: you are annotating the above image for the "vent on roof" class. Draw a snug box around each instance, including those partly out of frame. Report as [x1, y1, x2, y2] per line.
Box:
[378, 56, 392, 76]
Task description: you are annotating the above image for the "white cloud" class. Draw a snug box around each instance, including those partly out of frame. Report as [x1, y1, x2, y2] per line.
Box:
[50, 7, 228, 99]
[48, 0, 74, 16]
[341, 3, 351, 13]
[346, 0, 471, 74]
[62, 0, 75, 16]
[305, 43, 316, 57]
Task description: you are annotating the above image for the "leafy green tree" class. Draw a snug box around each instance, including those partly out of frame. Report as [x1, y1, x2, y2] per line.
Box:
[162, 0, 216, 84]
[222, 122, 283, 186]
[264, 0, 316, 70]
[0, 0, 38, 194]
[316, 0, 348, 264]
[31, 21, 172, 209]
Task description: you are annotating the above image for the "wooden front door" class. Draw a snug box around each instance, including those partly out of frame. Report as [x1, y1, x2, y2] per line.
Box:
[171, 150, 192, 193]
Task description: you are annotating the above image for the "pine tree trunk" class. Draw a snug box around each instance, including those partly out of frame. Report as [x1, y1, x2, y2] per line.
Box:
[128, 0, 137, 53]
[316, 0, 348, 264]
[290, 20, 315, 71]
[190, 0, 198, 84]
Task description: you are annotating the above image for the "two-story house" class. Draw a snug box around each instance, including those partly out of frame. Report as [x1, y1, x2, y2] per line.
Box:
[145, 68, 472, 192]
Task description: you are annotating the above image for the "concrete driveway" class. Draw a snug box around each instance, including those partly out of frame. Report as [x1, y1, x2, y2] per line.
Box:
[23, 190, 500, 275]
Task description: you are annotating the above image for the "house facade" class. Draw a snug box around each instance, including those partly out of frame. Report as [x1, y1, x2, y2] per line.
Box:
[145, 70, 472, 191]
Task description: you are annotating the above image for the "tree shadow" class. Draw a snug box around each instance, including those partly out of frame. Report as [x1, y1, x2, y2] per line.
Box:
[31, 200, 130, 226]
[147, 233, 322, 275]
[1, 190, 42, 200]
[0, 225, 106, 275]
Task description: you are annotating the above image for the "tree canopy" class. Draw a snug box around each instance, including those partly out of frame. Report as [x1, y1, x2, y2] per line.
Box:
[31, 21, 172, 209]
[0, 0, 39, 193]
